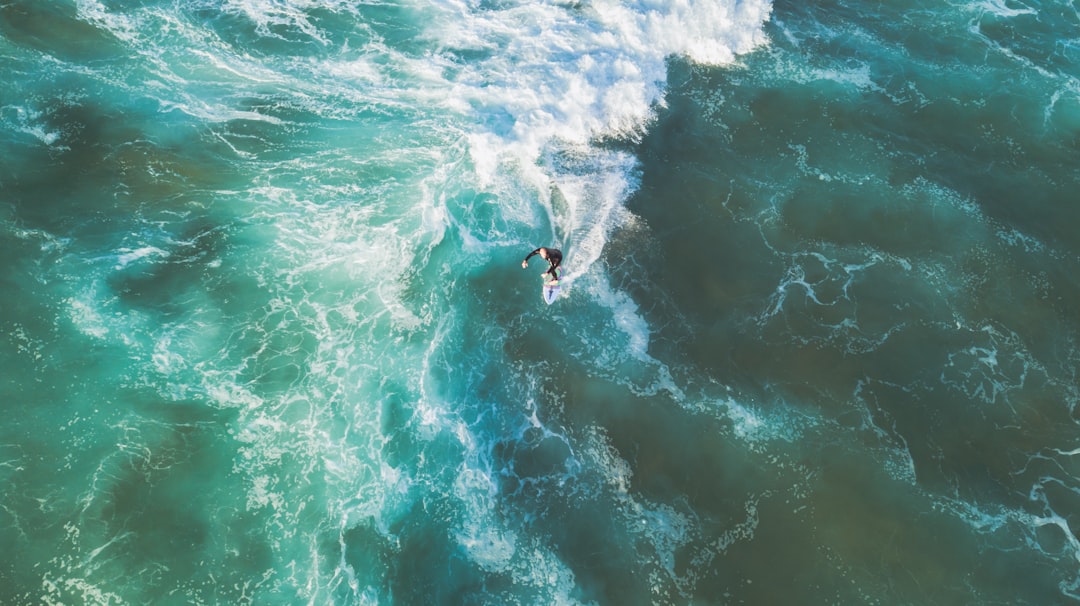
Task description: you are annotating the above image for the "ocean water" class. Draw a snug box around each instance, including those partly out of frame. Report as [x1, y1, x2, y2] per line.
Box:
[2, 0, 1079, 603]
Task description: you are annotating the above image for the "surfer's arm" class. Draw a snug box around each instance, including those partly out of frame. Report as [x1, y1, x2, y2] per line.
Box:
[521, 248, 542, 269]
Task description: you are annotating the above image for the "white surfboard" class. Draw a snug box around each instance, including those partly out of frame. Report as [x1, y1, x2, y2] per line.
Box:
[543, 284, 561, 305]
[542, 268, 563, 304]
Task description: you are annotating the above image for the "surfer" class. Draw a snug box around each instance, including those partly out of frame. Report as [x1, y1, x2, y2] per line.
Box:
[524, 247, 564, 305]
[521, 247, 563, 281]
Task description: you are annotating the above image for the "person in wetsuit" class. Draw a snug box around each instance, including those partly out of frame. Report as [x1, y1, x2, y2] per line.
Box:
[521, 247, 563, 281]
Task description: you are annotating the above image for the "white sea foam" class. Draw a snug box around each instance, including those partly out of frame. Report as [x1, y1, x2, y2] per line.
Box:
[936, 476, 1080, 589]
[939, 322, 1039, 409]
[426, 0, 771, 276]
[970, 0, 1038, 19]
[75, 0, 139, 43]
[454, 466, 518, 572]
[851, 379, 918, 485]
[593, 275, 650, 358]
[221, 0, 333, 44]
[2, 105, 65, 147]
[66, 290, 112, 340]
[114, 246, 168, 269]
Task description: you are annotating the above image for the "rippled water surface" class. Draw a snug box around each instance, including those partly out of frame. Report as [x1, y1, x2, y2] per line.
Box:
[2, 0, 1079, 603]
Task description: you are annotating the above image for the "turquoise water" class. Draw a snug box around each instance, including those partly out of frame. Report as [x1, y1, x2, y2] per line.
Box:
[2, 0, 1079, 603]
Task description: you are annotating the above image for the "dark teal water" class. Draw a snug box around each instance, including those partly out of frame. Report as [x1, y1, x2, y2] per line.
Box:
[2, 0, 1079, 604]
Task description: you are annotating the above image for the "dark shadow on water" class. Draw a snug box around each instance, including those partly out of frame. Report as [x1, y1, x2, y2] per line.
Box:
[384, 501, 487, 605]
[107, 219, 235, 313]
[0, 2, 124, 62]
[70, 393, 272, 603]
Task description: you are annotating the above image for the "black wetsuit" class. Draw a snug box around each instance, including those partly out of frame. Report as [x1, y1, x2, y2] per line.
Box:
[524, 247, 563, 280]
